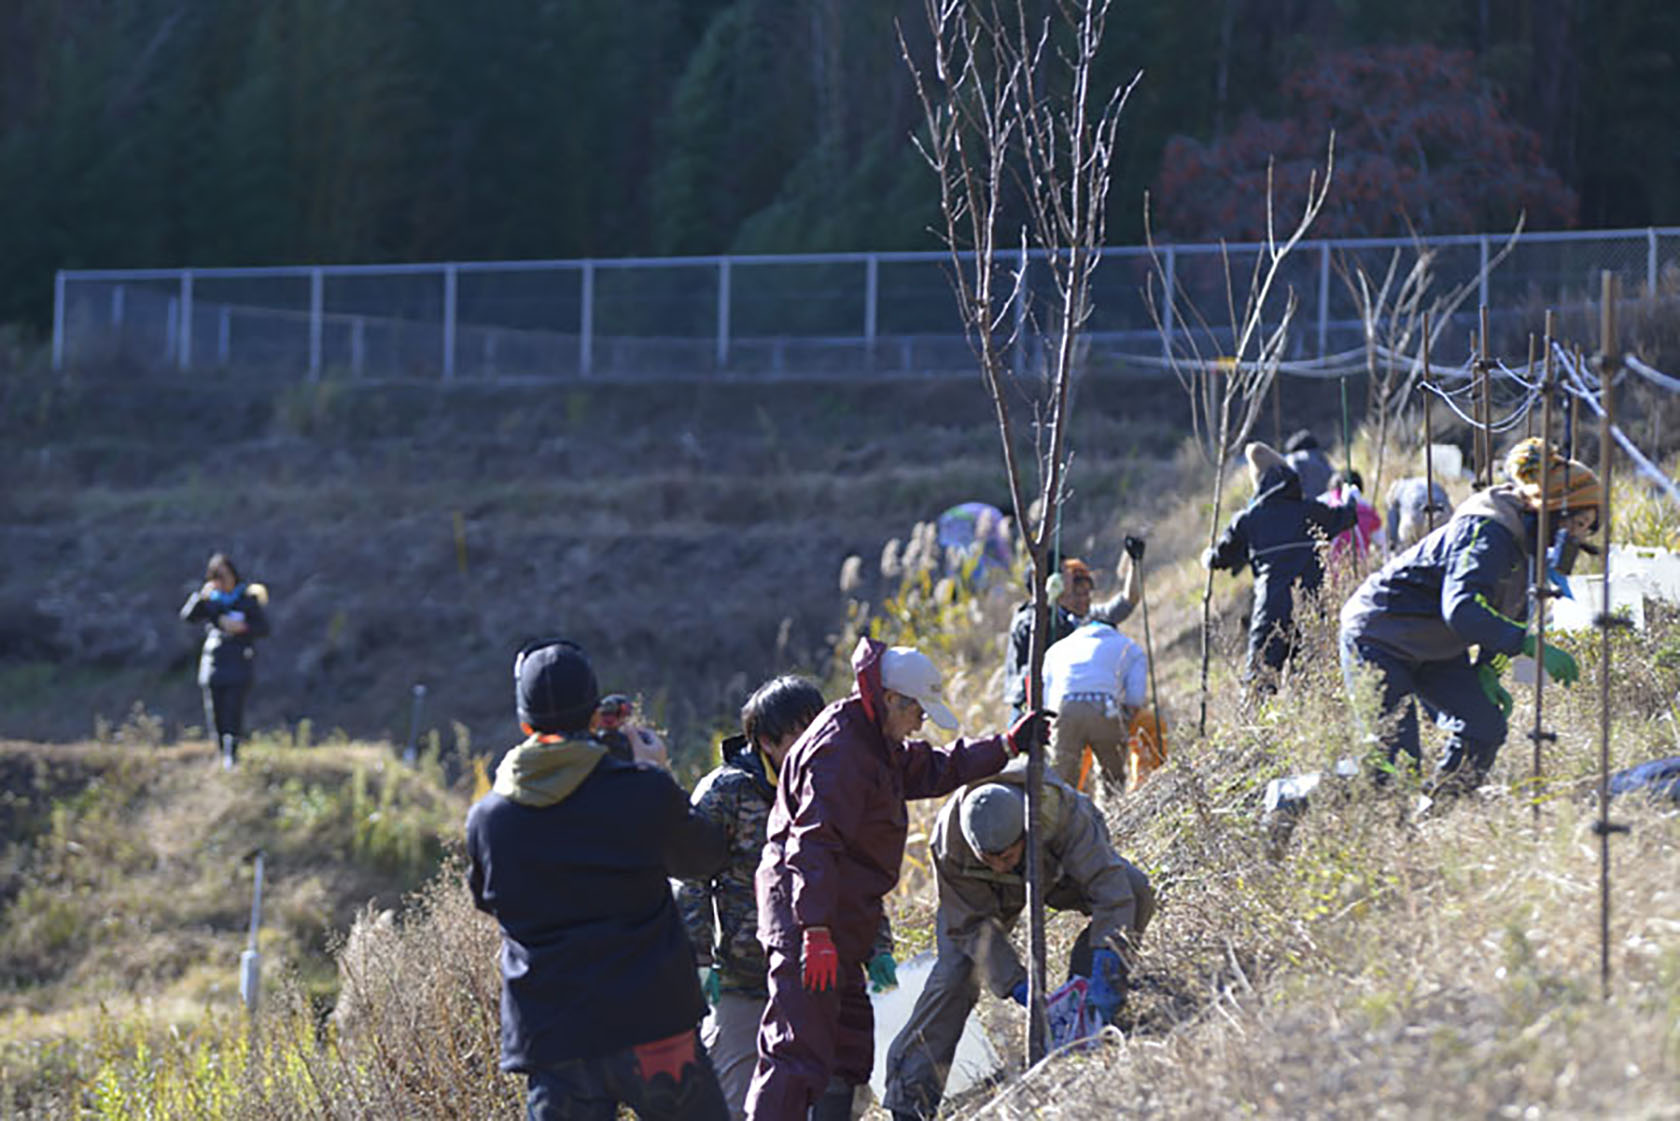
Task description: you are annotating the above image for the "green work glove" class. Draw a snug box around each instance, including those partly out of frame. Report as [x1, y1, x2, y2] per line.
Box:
[1477, 664, 1513, 719]
[867, 952, 898, 993]
[1522, 634, 1580, 686]
[698, 966, 721, 1006]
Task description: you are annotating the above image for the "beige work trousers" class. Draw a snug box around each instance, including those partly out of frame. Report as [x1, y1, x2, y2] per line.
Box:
[702, 991, 763, 1121]
[1048, 697, 1129, 792]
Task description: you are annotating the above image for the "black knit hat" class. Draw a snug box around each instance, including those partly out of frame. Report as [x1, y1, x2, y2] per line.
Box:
[515, 639, 599, 733]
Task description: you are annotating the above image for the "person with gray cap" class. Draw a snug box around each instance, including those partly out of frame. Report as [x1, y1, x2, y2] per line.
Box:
[466, 638, 731, 1121]
[882, 757, 1154, 1121]
[746, 638, 1050, 1121]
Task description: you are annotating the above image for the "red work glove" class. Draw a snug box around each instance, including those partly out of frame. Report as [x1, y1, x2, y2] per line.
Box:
[1006, 709, 1054, 756]
[802, 927, 839, 991]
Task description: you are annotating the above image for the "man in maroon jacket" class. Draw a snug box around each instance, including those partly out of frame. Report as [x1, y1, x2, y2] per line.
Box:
[745, 638, 1049, 1120]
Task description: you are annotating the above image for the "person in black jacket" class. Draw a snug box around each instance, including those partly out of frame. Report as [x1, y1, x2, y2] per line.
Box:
[466, 638, 731, 1121]
[1002, 554, 1139, 717]
[179, 553, 269, 769]
[1205, 443, 1358, 689]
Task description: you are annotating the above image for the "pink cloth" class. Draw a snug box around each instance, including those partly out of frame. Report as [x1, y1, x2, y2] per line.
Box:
[1324, 485, 1381, 563]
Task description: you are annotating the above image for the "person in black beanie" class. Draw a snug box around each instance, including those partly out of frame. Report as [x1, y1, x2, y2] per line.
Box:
[466, 638, 731, 1121]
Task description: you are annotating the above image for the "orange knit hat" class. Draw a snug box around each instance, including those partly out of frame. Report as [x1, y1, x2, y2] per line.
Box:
[1504, 437, 1602, 514]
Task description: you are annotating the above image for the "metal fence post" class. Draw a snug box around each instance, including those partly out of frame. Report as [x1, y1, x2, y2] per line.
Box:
[579, 261, 594, 377]
[309, 268, 324, 381]
[51, 271, 66, 371]
[1478, 234, 1491, 311]
[716, 258, 731, 370]
[1317, 242, 1331, 358]
[1648, 227, 1659, 297]
[351, 317, 366, 378]
[442, 265, 458, 380]
[1161, 245, 1176, 359]
[217, 307, 232, 364]
[178, 271, 194, 371]
[864, 254, 879, 368]
[111, 285, 125, 327]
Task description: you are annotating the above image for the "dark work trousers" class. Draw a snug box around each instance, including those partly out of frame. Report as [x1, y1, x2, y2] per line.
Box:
[203, 682, 250, 744]
[524, 1028, 729, 1121]
[745, 946, 873, 1121]
[1340, 633, 1507, 786]
[1247, 610, 1298, 684]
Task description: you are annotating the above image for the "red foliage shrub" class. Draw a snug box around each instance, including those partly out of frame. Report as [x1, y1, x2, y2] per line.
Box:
[1154, 46, 1577, 240]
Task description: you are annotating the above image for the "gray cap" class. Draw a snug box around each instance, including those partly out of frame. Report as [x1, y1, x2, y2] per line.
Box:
[959, 783, 1026, 855]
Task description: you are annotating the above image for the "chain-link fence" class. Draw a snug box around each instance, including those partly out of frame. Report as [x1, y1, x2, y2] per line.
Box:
[52, 227, 1679, 381]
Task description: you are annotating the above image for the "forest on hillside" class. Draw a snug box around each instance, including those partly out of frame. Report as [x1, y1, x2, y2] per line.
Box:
[2, 0, 1677, 327]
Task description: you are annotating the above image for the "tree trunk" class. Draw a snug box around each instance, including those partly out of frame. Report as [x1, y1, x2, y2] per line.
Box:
[1198, 389, 1236, 735]
[1022, 564, 1052, 1058]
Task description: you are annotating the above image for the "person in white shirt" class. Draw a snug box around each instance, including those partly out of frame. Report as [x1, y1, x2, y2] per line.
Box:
[1040, 620, 1148, 793]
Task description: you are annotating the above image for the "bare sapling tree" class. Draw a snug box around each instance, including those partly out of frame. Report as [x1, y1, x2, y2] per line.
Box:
[902, 0, 1136, 1063]
[1338, 219, 1525, 498]
[1145, 148, 1334, 735]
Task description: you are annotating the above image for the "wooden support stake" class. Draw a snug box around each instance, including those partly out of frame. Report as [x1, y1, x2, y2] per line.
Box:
[1479, 306, 1494, 486]
[1525, 333, 1538, 437]
[1530, 311, 1556, 826]
[1595, 271, 1627, 1001]
[1422, 311, 1437, 534]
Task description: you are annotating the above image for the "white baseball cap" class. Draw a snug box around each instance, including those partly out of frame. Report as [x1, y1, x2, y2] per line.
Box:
[880, 646, 959, 731]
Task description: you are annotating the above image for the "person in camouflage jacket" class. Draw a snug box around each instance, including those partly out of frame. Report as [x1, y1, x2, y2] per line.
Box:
[678, 676, 895, 1121]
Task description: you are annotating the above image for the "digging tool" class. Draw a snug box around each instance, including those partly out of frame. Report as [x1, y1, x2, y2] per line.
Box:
[1126, 534, 1165, 778]
[240, 848, 265, 1013]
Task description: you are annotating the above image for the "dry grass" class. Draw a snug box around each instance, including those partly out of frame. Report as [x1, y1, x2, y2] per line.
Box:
[0, 731, 470, 1117]
[915, 436, 1680, 1119]
[9, 427, 1680, 1119]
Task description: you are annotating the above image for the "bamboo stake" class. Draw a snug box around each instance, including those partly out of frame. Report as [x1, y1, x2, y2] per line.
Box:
[1569, 348, 1581, 461]
[1272, 375, 1282, 447]
[1595, 271, 1629, 1000]
[1479, 306, 1494, 486]
[1422, 311, 1438, 534]
[1469, 330, 1484, 485]
[1529, 312, 1556, 826]
[1525, 333, 1538, 437]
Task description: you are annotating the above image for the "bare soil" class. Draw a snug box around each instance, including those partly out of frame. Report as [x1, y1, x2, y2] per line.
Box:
[0, 361, 1357, 767]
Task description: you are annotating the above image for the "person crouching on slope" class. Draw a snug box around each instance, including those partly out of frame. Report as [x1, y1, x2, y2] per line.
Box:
[1041, 619, 1148, 795]
[745, 639, 1051, 1121]
[678, 675, 898, 1121]
[882, 758, 1154, 1121]
[466, 639, 731, 1121]
[1339, 438, 1597, 798]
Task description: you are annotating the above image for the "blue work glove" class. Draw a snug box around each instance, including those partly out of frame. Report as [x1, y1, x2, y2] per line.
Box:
[867, 952, 898, 993]
[1087, 949, 1128, 1022]
[1522, 634, 1580, 686]
[1008, 979, 1029, 1007]
[698, 966, 720, 1006]
[1477, 663, 1513, 719]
